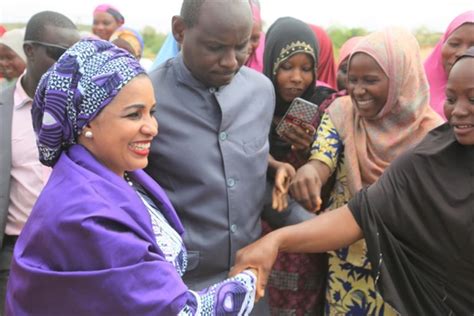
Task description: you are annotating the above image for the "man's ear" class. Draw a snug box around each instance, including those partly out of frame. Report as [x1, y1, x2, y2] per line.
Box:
[23, 42, 35, 59]
[172, 15, 186, 45]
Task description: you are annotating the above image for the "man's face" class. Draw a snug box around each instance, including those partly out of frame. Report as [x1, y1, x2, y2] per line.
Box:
[26, 25, 80, 82]
[0, 44, 25, 80]
[175, 1, 252, 88]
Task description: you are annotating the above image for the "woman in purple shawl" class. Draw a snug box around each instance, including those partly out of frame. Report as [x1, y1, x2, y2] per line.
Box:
[6, 39, 257, 316]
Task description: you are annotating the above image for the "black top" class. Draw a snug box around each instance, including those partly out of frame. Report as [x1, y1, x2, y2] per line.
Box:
[349, 123, 474, 315]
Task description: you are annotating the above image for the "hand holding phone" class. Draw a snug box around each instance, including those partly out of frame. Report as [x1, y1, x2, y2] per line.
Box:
[275, 97, 319, 138]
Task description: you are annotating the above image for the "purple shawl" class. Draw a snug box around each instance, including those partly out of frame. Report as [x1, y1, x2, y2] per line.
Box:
[6, 145, 189, 315]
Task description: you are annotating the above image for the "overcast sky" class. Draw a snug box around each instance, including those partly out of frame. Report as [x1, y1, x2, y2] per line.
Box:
[1, 0, 472, 33]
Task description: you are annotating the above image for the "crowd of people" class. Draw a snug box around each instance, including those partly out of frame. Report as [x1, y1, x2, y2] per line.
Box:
[0, 1, 473, 315]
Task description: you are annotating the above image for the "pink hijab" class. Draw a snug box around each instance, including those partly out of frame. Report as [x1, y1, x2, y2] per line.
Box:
[328, 28, 443, 194]
[309, 25, 337, 89]
[245, 0, 265, 72]
[337, 36, 364, 69]
[424, 10, 474, 120]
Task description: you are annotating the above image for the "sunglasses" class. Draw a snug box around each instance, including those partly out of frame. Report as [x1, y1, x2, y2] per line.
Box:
[24, 40, 70, 61]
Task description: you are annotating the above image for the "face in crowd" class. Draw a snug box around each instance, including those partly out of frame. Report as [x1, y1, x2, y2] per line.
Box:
[173, 0, 253, 88]
[444, 53, 474, 145]
[0, 44, 25, 80]
[80, 75, 158, 176]
[275, 52, 315, 103]
[93, 11, 122, 40]
[347, 52, 389, 119]
[24, 25, 80, 84]
[336, 59, 349, 91]
[247, 19, 262, 58]
[441, 23, 474, 75]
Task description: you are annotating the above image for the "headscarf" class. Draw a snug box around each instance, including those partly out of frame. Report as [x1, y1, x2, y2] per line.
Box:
[110, 27, 144, 59]
[32, 39, 145, 167]
[337, 36, 364, 69]
[245, 0, 265, 72]
[0, 28, 26, 62]
[424, 10, 474, 120]
[93, 4, 125, 25]
[264, 17, 319, 117]
[328, 27, 443, 195]
[264, 17, 337, 166]
[309, 24, 337, 88]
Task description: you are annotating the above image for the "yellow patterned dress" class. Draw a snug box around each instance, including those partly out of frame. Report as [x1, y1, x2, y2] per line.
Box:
[309, 113, 397, 316]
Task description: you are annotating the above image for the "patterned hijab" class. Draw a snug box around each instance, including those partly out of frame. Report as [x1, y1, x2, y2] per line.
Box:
[328, 28, 443, 194]
[32, 39, 145, 167]
[424, 11, 474, 120]
[264, 17, 319, 117]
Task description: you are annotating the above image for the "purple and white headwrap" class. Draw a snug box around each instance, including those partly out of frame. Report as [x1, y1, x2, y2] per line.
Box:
[32, 38, 145, 166]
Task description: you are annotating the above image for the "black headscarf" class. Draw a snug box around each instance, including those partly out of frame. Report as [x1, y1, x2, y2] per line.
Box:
[348, 122, 474, 314]
[264, 17, 319, 117]
[263, 17, 335, 162]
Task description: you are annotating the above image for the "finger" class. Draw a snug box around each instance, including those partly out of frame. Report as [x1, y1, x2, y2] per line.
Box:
[282, 194, 288, 211]
[301, 178, 320, 211]
[256, 268, 268, 301]
[271, 188, 279, 210]
[278, 193, 287, 212]
[229, 263, 244, 278]
[274, 173, 288, 193]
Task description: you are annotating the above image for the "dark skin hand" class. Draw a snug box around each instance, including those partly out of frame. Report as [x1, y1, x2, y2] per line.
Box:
[289, 159, 331, 212]
[268, 155, 295, 212]
[230, 204, 363, 301]
[280, 123, 315, 152]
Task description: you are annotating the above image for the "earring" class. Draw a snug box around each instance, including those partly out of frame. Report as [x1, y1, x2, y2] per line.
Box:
[84, 131, 93, 139]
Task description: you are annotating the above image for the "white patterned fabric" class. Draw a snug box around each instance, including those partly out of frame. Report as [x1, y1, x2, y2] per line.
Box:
[136, 187, 257, 315]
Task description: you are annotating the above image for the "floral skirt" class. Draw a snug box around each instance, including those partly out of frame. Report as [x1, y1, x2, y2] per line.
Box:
[324, 241, 397, 316]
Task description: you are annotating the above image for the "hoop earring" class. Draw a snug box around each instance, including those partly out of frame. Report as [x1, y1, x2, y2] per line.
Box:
[84, 131, 93, 139]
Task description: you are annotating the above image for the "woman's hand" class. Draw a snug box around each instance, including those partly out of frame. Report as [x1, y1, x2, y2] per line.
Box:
[289, 161, 323, 212]
[229, 234, 280, 302]
[272, 163, 296, 212]
[281, 123, 315, 152]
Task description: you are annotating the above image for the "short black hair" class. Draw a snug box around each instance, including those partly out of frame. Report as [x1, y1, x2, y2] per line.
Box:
[24, 11, 77, 42]
[180, 0, 207, 28]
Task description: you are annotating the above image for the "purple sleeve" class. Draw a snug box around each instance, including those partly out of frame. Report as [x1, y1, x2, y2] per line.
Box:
[177, 270, 257, 315]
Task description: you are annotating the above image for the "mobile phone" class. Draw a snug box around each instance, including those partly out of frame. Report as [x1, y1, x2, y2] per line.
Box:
[275, 97, 319, 137]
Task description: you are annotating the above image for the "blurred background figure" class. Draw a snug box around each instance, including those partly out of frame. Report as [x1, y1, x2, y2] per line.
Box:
[110, 26, 144, 60]
[245, 0, 265, 72]
[424, 10, 474, 120]
[0, 29, 26, 84]
[336, 36, 364, 91]
[92, 4, 125, 40]
[309, 24, 337, 89]
[0, 10, 80, 313]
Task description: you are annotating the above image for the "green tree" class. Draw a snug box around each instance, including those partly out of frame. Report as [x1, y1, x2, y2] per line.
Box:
[414, 26, 442, 48]
[327, 26, 369, 59]
[141, 26, 167, 59]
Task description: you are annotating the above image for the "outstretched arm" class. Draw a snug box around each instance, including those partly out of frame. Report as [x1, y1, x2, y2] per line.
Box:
[230, 204, 363, 300]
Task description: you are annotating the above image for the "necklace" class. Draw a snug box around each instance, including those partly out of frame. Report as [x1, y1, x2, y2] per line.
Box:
[123, 171, 133, 187]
